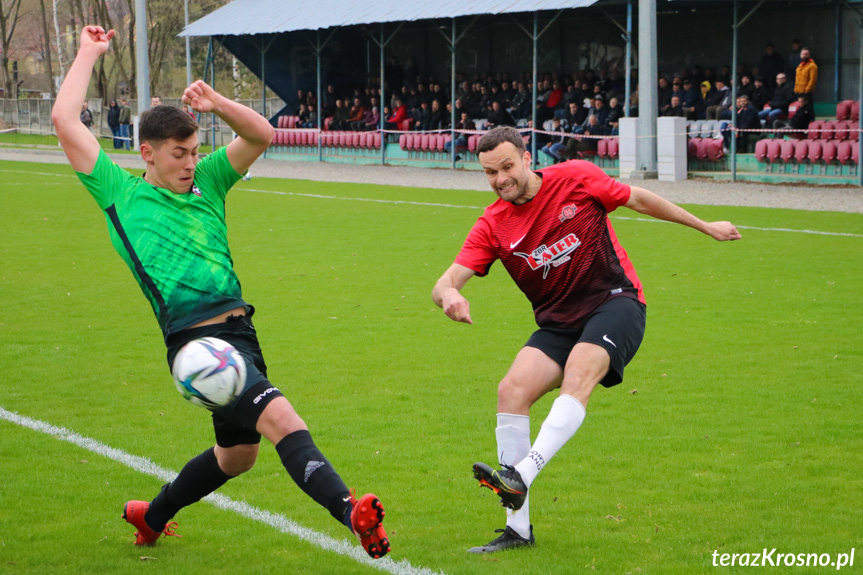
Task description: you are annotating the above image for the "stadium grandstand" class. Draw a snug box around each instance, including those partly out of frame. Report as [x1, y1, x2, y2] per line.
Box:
[179, 0, 863, 185]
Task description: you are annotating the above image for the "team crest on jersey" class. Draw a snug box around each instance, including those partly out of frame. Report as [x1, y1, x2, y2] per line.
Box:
[190, 184, 202, 197]
[514, 233, 582, 279]
[559, 203, 577, 222]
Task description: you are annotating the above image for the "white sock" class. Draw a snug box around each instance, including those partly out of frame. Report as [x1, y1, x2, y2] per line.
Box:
[496, 413, 531, 539]
[514, 394, 586, 488]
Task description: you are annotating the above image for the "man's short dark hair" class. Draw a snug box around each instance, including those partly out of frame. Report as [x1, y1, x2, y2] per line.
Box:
[139, 105, 198, 146]
[477, 126, 525, 155]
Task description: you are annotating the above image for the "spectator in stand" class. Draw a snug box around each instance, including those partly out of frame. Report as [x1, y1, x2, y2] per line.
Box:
[441, 102, 453, 130]
[562, 100, 587, 130]
[605, 96, 624, 135]
[385, 97, 409, 130]
[680, 78, 701, 120]
[794, 47, 818, 101]
[305, 90, 317, 112]
[704, 79, 732, 121]
[294, 89, 306, 115]
[347, 97, 365, 127]
[431, 83, 449, 107]
[749, 76, 769, 111]
[330, 99, 350, 131]
[787, 39, 803, 76]
[107, 99, 121, 149]
[540, 116, 568, 164]
[510, 82, 532, 120]
[662, 95, 686, 117]
[738, 74, 754, 100]
[300, 104, 317, 129]
[498, 81, 515, 109]
[486, 100, 516, 129]
[566, 114, 609, 157]
[658, 76, 672, 114]
[444, 111, 476, 156]
[454, 98, 470, 121]
[118, 99, 131, 150]
[414, 100, 433, 131]
[574, 94, 609, 134]
[719, 65, 732, 84]
[773, 93, 814, 135]
[669, 79, 686, 107]
[362, 106, 380, 131]
[760, 43, 784, 92]
[322, 85, 337, 117]
[429, 99, 445, 131]
[546, 80, 564, 111]
[80, 102, 93, 130]
[759, 72, 795, 126]
[721, 94, 759, 151]
[697, 81, 715, 119]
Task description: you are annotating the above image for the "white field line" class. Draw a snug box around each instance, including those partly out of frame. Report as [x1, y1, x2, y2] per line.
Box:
[0, 406, 445, 575]
[238, 187, 863, 238]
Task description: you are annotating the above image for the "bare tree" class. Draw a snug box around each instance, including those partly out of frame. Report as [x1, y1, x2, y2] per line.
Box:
[38, 0, 54, 97]
[0, 0, 24, 97]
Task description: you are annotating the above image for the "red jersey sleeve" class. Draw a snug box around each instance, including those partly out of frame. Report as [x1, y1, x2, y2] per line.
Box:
[454, 215, 497, 277]
[574, 161, 631, 212]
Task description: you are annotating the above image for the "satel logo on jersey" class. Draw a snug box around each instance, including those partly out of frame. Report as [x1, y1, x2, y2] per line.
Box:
[514, 232, 582, 279]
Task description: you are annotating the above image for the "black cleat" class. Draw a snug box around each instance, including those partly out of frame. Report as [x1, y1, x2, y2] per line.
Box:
[467, 526, 535, 554]
[473, 462, 528, 510]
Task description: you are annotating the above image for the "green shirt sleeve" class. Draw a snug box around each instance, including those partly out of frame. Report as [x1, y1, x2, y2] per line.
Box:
[194, 146, 244, 205]
[75, 149, 136, 210]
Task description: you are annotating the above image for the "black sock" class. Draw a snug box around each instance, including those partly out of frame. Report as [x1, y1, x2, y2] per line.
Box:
[275, 430, 351, 525]
[145, 447, 232, 532]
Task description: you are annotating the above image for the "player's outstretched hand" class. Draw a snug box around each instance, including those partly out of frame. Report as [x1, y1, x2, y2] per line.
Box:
[443, 293, 473, 325]
[80, 26, 114, 57]
[183, 80, 221, 114]
[706, 221, 742, 242]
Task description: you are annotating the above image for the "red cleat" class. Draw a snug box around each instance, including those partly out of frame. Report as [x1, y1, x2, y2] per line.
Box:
[122, 500, 180, 546]
[349, 491, 391, 559]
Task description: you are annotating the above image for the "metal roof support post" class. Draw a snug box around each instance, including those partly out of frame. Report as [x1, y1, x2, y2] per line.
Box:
[625, 0, 632, 117]
[135, 0, 150, 116]
[211, 38, 217, 151]
[634, 0, 657, 178]
[835, 1, 842, 101]
[317, 29, 322, 162]
[261, 39, 268, 158]
[451, 18, 457, 169]
[858, 15, 862, 186]
[184, 0, 192, 87]
[532, 12, 538, 169]
[380, 24, 386, 165]
[731, 0, 738, 181]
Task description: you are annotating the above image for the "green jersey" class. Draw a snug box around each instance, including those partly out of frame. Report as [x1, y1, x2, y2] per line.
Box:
[76, 147, 246, 340]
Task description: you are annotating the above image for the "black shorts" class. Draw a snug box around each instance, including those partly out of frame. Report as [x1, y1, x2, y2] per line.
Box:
[165, 307, 284, 448]
[524, 296, 646, 387]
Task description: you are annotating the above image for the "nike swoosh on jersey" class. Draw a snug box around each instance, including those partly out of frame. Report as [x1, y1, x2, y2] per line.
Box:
[602, 334, 617, 348]
[510, 234, 527, 249]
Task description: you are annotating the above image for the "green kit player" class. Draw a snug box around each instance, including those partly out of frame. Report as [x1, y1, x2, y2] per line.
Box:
[51, 26, 389, 558]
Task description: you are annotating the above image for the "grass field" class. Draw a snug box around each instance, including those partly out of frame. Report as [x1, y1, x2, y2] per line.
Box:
[1, 159, 861, 574]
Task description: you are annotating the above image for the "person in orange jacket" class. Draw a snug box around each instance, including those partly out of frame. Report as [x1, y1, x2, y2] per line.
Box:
[794, 47, 818, 101]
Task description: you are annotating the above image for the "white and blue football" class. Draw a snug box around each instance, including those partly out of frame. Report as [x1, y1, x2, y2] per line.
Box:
[172, 337, 247, 408]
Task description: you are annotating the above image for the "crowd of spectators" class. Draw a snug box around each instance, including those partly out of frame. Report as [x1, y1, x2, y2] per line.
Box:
[284, 37, 819, 156]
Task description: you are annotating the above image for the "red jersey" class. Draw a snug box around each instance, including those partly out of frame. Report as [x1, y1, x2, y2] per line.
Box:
[455, 160, 644, 329]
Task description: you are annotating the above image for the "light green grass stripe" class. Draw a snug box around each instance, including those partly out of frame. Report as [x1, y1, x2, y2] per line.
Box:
[0, 406, 446, 575]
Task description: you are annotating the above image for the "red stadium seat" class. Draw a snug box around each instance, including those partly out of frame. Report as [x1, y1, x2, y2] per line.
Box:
[836, 141, 852, 164]
[324, 117, 333, 131]
[420, 134, 430, 152]
[337, 132, 347, 147]
[794, 140, 810, 163]
[780, 140, 795, 163]
[695, 138, 709, 161]
[831, 120, 848, 141]
[597, 138, 609, 158]
[836, 100, 852, 121]
[822, 121, 840, 141]
[821, 141, 837, 163]
[435, 134, 446, 152]
[286, 130, 296, 146]
[287, 116, 299, 129]
[845, 121, 859, 141]
[608, 138, 619, 158]
[807, 140, 823, 163]
[807, 120, 823, 140]
[351, 132, 361, 147]
[357, 132, 368, 148]
[398, 119, 413, 131]
[468, 134, 479, 153]
[442, 134, 452, 151]
[372, 133, 382, 149]
[767, 140, 782, 163]
[277, 116, 286, 129]
[852, 101, 860, 122]
[787, 102, 799, 119]
[755, 139, 769, 162]
[399, 134, 408, 150]
[705, 139, 724, 162]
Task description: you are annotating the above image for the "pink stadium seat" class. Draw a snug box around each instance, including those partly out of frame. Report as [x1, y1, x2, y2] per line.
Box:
[420, 134, 431, 152]
[288, 116, 299, 129]
[836, 141, 852, 164]
[324, 117, 333, 131]
[608, 137, 619, 158]
[597, 138, 609, 158]
[372, 133, 382, 149]
[436, 134, 447, 152]
[305, 131, 315, 146]
[821, 141, 837, 163]
[705, 139, 724, 162]
[337, 132, 348, 147]
[695, 138, 709, 161]
[688, 138, 700, 158]
[807, 120, 823, 140]
[780, 140, 795, 163]
[468, 134, 479, 153]
[399, 134, 408, 150]
[350, 132, 360, 147]
[755, 139, 769, 162]
[822, 121, 840, 141]
[357, 132, 367, 148]
[441, 134, 452, 151]
[794, 140, 810, 163]
[831, 120, 848, 141]
[277, 116, 286, 129]
[767, 140, 782, 163]
[398, 119, 413, 132]
[845, 120, 859, 141]
[787, 102, 799, 119]
[836, 100, 852, 121]
[852, 101, 860, 122]
[286, 130, 295, 146]
[807, 140, 823, 163]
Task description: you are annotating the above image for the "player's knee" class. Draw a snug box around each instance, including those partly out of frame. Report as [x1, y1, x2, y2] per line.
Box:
[216, 443, 259, 476]
[497, 377, 532, 411]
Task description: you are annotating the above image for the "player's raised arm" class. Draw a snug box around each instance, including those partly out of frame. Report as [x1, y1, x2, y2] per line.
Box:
[51, 26, 115, 174]
[182, 80, 274, 176]
[624, 186, 742, 242]
[432, 263, 476, 324]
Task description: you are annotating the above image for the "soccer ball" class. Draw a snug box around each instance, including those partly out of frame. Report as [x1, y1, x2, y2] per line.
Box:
[172, 337, 247, 408]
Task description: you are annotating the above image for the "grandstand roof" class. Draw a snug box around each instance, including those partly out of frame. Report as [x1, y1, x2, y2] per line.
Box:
[179, 0, 600, 37]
